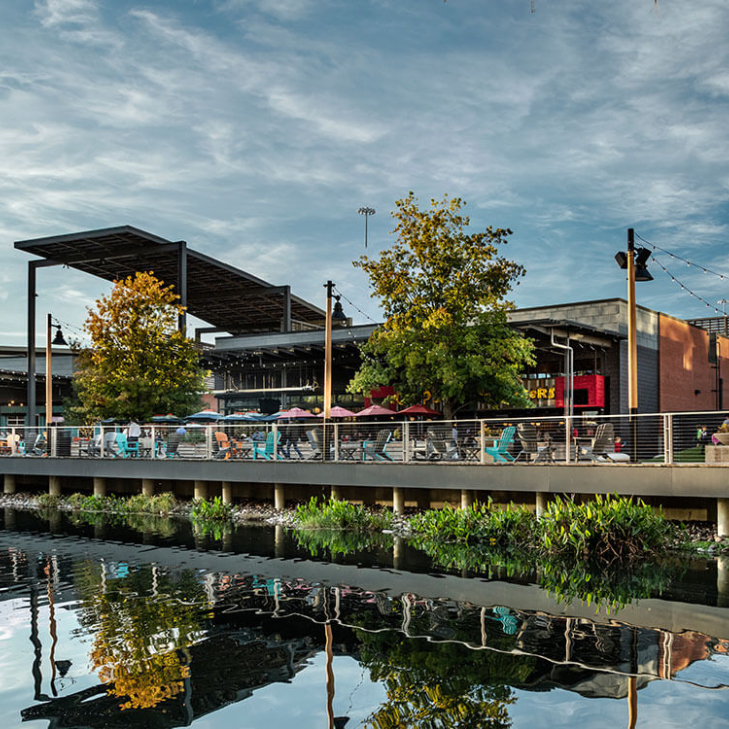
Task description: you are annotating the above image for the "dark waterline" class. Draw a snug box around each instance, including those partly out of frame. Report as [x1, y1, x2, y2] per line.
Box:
[1, 507, 728, 728]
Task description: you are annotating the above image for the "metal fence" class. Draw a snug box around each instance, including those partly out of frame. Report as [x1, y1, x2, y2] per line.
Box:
[0, 410, 727, 465]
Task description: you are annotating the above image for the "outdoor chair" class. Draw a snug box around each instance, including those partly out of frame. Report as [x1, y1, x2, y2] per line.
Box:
[165, 433, 182, 458]
[484, 426, 516, 462]
[213, 431, 232, 460]
[253, 431, 282, 460]
[306, 428, 335, 460]
[362, 429, 393, 461]
[515, 423, 554, 462]
[115, 432, 139, 458]
[577, 423, 630, 463]
[413, 427, 458, 461]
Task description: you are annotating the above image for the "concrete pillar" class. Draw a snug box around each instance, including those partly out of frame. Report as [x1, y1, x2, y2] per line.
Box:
[718, 498, 729, 537]
[274, 483, 286, 511]
[194, 480, 208, 500]
[393, 487, 405, 515]
[461, 489, 473, 510]
[3, 474, 16, 495]
[93, 477, 106, 498]
[142, 479, 154, 497]
[49, 476, 61, 496]
[393, 536, 404, 571]
[275, 524, 286, 558]
[221, 481, 232, 505]
[536, 492, 548, 519]
[718, 557, 729, 608]
[330, 485, 342, 501]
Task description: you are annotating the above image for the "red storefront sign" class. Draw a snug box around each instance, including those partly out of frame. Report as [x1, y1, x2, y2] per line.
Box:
[554, 374, 605, 408]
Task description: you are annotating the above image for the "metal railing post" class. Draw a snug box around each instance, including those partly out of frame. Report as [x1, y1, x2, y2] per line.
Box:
[100, 426, 104, 458]
[206, 425, 213, 460]
[564, 416, 572, 464]
[403, 421, 410, 463]
[151, 426, 156, 459]
[664, 413, 673, 464]
[480, 420, 486, 464]
[10, 428, 16, 456]
[272, 422, 278, 460]
[334, 423, 339, 461]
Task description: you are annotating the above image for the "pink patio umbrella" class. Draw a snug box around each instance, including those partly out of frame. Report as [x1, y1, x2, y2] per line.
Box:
[354, 404, 397, 418]
[317, 406, 357, 418]
[397, 404, 442, 417]
[279, 407, 317, 419]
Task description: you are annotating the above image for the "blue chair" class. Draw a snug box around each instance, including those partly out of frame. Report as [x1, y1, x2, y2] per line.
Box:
[253, 431, 282, 460]
[115, 432, 139, 458]
[484, 426, 516, 462]
[362, 430, 393, 461]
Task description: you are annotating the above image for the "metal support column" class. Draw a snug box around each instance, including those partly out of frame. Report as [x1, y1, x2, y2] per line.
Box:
[177, 241, 188, 333]
[27, 262, 37, 427]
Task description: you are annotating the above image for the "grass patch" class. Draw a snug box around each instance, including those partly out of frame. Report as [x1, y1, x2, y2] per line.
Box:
[296, 497, 393, 531]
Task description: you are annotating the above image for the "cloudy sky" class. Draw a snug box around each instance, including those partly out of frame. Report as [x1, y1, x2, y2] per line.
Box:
[1, 0, 728, 344]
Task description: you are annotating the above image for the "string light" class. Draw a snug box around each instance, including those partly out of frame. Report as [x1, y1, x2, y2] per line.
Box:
[636, 232, 729, 281]
[650, 254, 723, 314]
[333, 287, 379, 324]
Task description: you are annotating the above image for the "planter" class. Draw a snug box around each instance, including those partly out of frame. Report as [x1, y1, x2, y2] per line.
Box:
[713, 432, 729, 445]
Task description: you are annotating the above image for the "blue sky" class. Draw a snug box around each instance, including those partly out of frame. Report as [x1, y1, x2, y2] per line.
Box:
[1, 0, 729, 344]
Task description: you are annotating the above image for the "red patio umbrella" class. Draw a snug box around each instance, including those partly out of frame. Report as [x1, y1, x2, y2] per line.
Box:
[354, 404, 396, 418]
[397, 404, 441, 416]
[318, 406, 357, 418]
[278, 407, 317, 419]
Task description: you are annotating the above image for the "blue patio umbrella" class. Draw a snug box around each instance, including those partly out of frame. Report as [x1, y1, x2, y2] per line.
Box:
[222, 413, 262, 422]
[183, 410, 222, 422]
[150, 413, 182, 424]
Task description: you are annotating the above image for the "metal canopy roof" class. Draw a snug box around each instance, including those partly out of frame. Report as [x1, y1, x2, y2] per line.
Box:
[14, 226, 325, 335]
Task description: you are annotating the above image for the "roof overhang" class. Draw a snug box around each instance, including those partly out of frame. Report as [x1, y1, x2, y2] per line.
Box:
[15, 226, 325, 335]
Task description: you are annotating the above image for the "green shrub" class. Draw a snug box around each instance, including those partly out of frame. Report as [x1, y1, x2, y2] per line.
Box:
[150, 492, 176, 514]
[37, 493, 62, 508]
[539, 494, 676, 560]
[66, 492, 87, 510]
[296, 497, 393, 531]
[190, 496, 233, 522]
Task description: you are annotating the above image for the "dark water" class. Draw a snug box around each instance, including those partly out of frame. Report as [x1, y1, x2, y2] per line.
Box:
[0, 508, 728, 728]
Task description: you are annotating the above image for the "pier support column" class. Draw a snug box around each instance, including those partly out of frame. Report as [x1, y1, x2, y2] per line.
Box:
[330, 485, 342, 501]
[49, 476, 61, 496]
[536, 492, 548, 519]
[393, 487, 405, 515]
[3, 474, 15, 495]
[274, 483, 286, 511]
[142, 479, 154, 497]
[275, 524, 285, 558]
[194, 480, 208, 500]
[718, 498, 729, 537]
[393, 536, 404, 571]
[93, 477, 106, 498]
[221, 481, 232, 505]
[460, 489, 473, 510]
[718, 557, 729, 608]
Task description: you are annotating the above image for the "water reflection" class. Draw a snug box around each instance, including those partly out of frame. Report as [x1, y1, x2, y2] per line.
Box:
[0, 511, 727, 728]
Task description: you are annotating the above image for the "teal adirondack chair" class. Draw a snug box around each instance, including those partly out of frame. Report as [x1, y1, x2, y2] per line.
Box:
[115, 432, 139, 458]
[253, 431, 282, 460]
[484, 426, 516, 462]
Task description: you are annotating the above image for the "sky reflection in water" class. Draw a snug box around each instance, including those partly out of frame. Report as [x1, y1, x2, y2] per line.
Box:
[0, 509, 727, 728]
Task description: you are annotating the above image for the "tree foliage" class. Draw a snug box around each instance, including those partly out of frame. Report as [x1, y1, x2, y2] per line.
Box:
[67, 272, 205, 422]
[348, 193, 534, 418]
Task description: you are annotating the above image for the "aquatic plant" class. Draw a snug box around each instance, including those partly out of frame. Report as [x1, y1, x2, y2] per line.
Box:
[295, 497, 393, 531]
[190, 496, 233, 522]
[294, 528, 394, 558]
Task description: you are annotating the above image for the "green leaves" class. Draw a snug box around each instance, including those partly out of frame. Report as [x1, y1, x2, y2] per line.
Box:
[349, 193, 534, 416]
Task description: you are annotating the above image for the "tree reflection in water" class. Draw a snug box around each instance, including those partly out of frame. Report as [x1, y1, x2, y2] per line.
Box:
[74, 561, 208, 711]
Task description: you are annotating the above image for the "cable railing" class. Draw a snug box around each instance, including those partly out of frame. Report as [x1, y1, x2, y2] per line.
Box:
[0, 410, 727, 465]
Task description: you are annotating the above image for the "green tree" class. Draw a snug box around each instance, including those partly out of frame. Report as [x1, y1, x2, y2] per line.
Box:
[67, 272, 205, 422]
[348, 193, 534, 418]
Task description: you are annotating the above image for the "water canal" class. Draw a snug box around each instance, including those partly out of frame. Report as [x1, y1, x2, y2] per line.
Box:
[0, 508, 728, 728]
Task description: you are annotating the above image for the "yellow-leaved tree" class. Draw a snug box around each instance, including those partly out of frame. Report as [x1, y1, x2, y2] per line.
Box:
[67, 272, 205, 422]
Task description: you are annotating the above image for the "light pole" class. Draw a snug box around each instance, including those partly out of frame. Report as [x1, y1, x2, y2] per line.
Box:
[45, 314, 67, 432]
[323, 282, 347, 458]
[615, 228, 653, 414]
[357, 207, 376, 248]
